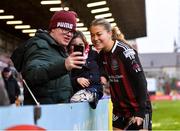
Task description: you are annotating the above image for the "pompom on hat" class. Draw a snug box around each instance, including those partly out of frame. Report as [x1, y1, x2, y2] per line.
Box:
[49, 10, 77, 32]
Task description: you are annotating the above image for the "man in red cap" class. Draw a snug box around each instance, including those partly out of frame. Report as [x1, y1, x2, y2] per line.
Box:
[17, 10, 86, 105]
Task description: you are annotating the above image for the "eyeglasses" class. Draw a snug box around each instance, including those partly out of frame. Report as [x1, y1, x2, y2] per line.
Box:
[60, 28, 74, 36]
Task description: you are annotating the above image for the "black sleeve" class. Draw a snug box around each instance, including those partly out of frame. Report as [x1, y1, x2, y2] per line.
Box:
[120, 49, 147, 118]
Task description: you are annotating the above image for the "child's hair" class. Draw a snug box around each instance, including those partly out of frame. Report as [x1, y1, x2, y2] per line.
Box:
[68, 30, 89, 52]
[72, 30, 88, 46]
[90, 18, 133, 48]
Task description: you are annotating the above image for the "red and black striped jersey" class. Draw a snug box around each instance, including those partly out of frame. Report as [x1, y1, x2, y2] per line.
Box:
[99, 40, 152, 118]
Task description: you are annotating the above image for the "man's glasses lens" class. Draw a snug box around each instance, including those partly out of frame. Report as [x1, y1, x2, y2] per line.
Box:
[61, 28, 74, 35]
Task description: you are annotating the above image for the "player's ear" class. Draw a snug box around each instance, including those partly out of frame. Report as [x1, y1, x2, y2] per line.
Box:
[108, 31, 112, 40]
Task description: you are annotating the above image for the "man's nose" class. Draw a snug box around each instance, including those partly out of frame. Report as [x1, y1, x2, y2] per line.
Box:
[66, 32, 73, 37]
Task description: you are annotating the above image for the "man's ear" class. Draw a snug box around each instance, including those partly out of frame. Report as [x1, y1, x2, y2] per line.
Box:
[49, 28, 56, 37]
[50, 28, 55, 33]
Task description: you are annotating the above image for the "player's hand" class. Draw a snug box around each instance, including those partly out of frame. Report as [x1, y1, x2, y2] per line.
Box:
[133, 116, 143, 126]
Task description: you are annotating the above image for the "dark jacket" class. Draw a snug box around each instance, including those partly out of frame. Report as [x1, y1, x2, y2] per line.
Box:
[0, 73, 10, 105]
[22, 29, 73, 105]
[2, 75, 20, 104]
[71, 47, 103, 97]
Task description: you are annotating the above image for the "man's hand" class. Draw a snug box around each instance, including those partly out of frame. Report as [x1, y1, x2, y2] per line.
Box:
[65, 52, 85, 71]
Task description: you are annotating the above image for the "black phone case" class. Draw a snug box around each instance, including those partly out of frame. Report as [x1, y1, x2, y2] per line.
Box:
[74, 45, 84, 55]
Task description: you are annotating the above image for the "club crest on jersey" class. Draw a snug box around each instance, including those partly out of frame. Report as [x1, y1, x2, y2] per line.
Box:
[123, 49, 135, 59]
[111, 59, 119, 71]
[103, 61, 108, 65]
[57, 22, 73, 30]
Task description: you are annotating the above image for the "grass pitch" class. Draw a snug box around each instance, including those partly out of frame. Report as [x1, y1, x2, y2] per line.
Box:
[152, 100, 180, 130]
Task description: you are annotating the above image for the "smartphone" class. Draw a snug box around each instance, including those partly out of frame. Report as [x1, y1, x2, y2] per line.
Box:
[73, 45, 84, 56]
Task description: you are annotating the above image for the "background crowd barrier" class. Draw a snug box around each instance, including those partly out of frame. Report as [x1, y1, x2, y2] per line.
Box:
[0, 99, 112, 130]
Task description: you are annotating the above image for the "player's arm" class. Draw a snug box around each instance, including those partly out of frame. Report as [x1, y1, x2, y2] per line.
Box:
[121, 48, 147, 118]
